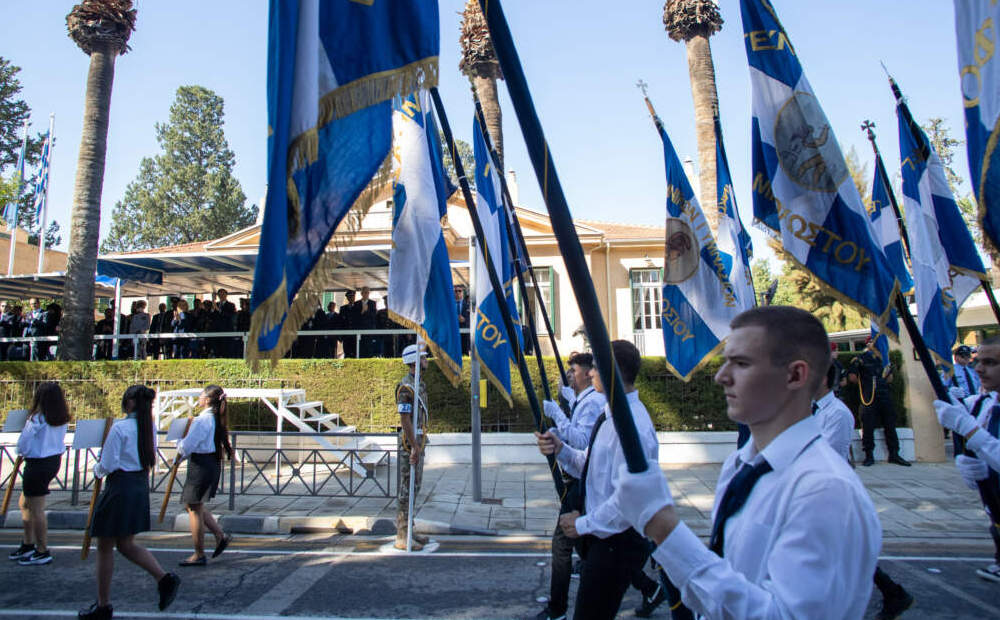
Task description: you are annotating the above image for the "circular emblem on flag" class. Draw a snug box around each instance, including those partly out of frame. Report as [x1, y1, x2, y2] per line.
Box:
[774, 92, 848, 193]
[663, 218, 699, 284]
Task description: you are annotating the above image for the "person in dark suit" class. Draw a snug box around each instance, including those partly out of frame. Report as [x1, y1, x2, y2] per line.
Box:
[356, 287, 378, 358]
[236, 298, 251, 358]
[23, 298, 47, 361]
[0, 301, 13, 361]
[454, 285, 470, 355]
[213, 289, 237, 358]
[171, 300, 193, 359]
[95, 308, 115, 360]
[324, 301, 341, 359]
[376, 296, 400, 358]
[341, 291, 359, 358]
[149, 303, 169, 360]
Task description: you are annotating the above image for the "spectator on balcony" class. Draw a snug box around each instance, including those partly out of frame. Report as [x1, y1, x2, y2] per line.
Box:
[172, 300, 193, 359]
[149, 303, 169, 360]
[324, 301, 342, 359]
[23, 298, 46, 361]
[128, 300, 151, 360]
[376, 296, 401, 358]
[235, 298, 251, 358]
[356, 287, 378, 358]
[95, 308, 115, 360]
[341, 291, 359, 358]
[213, 289, 238, 358]
[0, 301, 14, 360]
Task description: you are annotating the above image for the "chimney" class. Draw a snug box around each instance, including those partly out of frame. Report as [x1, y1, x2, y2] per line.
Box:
[506, 170, 519, 206]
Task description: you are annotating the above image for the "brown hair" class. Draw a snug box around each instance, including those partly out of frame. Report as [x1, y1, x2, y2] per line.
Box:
[203, 385, 233, 460]
[29, 382, 70, 427]
[731, 306, 830, 393]
[568, 352, 594, 369]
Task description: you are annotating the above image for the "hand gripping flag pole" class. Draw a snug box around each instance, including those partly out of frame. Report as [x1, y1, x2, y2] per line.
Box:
[430, 88, 566, 499]
[471, 90, 566, 404]
[475, 0, 646, 473]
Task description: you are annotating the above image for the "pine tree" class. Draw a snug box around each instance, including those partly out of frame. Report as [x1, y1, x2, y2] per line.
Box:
[101, 85, 255, 252]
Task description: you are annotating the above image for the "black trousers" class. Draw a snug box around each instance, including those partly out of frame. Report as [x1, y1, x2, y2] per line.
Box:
[574, 529, 649, 620]
[861, 392, 900, 457]
[549, 520, 576, 616]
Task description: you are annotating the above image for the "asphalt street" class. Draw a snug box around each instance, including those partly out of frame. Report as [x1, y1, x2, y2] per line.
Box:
[0, 531, 997, 619]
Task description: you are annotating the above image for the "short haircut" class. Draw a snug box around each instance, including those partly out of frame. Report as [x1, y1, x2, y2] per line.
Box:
[611, 340, 641, 385]
[730, 306, 831, 393]
[568, 352, 594, 369]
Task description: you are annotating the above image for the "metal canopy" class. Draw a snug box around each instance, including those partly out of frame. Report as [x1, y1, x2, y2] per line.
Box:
[0, 272, 151, 299]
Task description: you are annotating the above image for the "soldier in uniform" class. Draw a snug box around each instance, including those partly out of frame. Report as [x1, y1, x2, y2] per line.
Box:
[847, 336, 910, 467]
[396, 343, 430, 551]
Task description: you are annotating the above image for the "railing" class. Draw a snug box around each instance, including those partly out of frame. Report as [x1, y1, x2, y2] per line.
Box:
[0, 430, 399, 509]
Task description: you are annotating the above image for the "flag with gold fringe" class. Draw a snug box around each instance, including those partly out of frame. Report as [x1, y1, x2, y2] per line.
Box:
[387, 90, 462, 385]
[249, 0, 439, 363]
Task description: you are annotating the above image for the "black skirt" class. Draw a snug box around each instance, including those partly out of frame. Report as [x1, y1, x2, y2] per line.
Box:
[90, 470, 151, 538]
[22, 454, 62, 497]
[180, 452, 221, 505]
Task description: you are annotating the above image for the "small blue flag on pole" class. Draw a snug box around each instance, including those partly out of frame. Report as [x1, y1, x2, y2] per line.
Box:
[869, 155, 914, 295]
[250, 0, 439, 363]
[32, 130, 51, 220]
[741, 0, 899, 332]
[894, 76, 985, 374]
[955, 3, 1000, 257]
[3, 121, 28, 225]
[648, 103, 742, 381]
[715, 117, 756, 311]
[387, 90, 462, 385]
[473, 113, 522, 405]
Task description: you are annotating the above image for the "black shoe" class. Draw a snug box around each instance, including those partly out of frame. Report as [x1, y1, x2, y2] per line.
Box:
[875, 587, 914, 619]
[179, 556, 206, 567]
[78, 602, 113, 620]
[888, 455, 911, 467]
[158, 572, 181, 610]
[862, 454, 875, 467]
[18, 550, 52, 566]
[212, 533, 233, 558]
[534, 606, 566, 620]
[8, 542, 34, 561]
[634, 584, 667, 618]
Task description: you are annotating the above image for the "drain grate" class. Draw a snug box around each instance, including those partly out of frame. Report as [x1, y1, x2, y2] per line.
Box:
[480, 497, 503, 505]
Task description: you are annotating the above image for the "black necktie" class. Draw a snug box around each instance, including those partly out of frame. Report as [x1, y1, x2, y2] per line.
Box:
[988, 405, 1000, 439]
[709, 460, 773, 556]
[571, 388, 592, 416]
[577, 412, 607, 514]
[964, 366, 976, 394]
[811, 401, 819, 415]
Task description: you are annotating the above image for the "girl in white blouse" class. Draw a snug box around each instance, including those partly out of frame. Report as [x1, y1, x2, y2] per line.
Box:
[176, 385, 233, 566]
[8, 382, 69, 566]
[79, 385, 180, 620]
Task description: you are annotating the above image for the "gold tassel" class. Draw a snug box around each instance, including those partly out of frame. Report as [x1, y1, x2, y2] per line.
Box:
[387, 308, 462, 388]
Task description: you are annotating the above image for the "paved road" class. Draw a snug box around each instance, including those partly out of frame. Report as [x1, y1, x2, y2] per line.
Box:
[0, 531, 997, 619]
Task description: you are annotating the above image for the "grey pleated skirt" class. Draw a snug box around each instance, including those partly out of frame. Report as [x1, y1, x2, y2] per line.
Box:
[90, 470, 151, 538]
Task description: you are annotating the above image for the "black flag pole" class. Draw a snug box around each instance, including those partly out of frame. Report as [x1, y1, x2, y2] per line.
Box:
[863, 120, 1000, 523]
[429, 87, 565, 499]
[471, 90, 568, 398]
[476, 0, 647, 473]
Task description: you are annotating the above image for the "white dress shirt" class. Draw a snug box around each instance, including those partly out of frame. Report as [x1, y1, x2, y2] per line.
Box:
[548, 386, 607, 450]
[16, 414, 67, 458]
[962, 392, 1000, 472]
[654, 416, 881, 620]
[94, 415, 153, 478]
[813, 391, 855, 461]
[178, 409, 217, 458]
[556, 390, 659, 538]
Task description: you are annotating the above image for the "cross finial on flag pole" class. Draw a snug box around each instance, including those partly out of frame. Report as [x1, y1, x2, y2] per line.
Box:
[861, 120, 876, 142]
[635, 79, 648, 97]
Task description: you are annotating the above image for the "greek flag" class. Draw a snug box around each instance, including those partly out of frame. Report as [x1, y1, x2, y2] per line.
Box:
[870, 320, 892, 374]
[656, 113, 742, 381]
[388, 90, 461, 385]
[742, 0, 898, 329]
[32, 130, 51, 219]
[473, 113, 522, 404]
[955, 3, 1000, 255]
[869, 154, 914, 294]
[250, 0, 439, 363]
[3, 124, 27, 225]
[895, 78, 985, 373]
[715, 117, 756, 311]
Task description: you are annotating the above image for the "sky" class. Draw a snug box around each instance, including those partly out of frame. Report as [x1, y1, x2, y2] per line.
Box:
[0, 0, 970, 267]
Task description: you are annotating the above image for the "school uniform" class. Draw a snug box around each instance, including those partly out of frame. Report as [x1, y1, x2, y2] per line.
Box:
[812, 391, 856, 461]
[16, 414, 67, 497]
[90, 414, 154, 538]
[651, 416, 881, 620]
[951, 362, 982, 398]
[177, 409, 221, 504]
[555, 391, 660, 619]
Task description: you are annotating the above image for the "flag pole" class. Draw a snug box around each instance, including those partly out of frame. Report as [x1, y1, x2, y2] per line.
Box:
[471, 92, 554, 403]
[476, 0, 646, 472]
[37, 114, 54, 273]
[862, 120, 912, 260]
[430, 87, 566, 498]
[471, 91, 568, 392]
[406, 336, 423, 553]
[7, 119, 28, 276]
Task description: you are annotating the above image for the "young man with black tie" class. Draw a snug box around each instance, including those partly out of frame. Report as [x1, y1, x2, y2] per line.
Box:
[613, 306, 881, 619]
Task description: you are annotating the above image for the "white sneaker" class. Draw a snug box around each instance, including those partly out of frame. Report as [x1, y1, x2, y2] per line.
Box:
[976, 563, 1000, 582]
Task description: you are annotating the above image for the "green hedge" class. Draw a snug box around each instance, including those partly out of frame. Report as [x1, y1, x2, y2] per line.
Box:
[0, 352, 906, 432]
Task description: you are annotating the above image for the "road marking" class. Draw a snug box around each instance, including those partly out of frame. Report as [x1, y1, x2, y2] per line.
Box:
[243, 554, 348, 616]
[890, 559, 1000, 616]
[0, 611, 399, 620]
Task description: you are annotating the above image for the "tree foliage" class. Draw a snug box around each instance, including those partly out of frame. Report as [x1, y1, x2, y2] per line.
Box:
[102, 86, 254, 252]
[440, 132, 475, 192]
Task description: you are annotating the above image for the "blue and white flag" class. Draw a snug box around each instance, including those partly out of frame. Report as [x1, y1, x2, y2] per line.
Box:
[3, 123, 28, 225]
[473, 113, 522, 404]
[654, 111, 742, 381]
[869, 154, 914, 295]
[870, 320, 891, 375]
[742, 0, 899, 330]
[388, 90, 462, 385]
[32, 130, 51, 220]
[955, 3, 1000, 255]
[895, 78, 985, 373]
[250, 0, 438, 363]
[715, 117, 755, 311]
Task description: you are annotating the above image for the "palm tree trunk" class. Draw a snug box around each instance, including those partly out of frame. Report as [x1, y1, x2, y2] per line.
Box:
[685, 35, 719, 234]
[59, 42, 117, 360]
[474, 76, 503, 170]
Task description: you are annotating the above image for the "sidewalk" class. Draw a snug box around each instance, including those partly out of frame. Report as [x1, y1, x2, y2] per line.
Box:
[1, 460, 991, 545]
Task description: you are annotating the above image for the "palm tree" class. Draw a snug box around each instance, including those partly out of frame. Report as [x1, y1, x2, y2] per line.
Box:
[59, 0, 136, 360]
[663, 0, 723, 234]
[460, 0, 504, 169]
